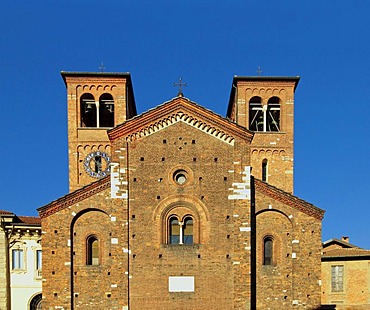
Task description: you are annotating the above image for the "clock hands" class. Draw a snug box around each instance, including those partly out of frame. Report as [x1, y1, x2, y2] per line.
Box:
[84, 152, 111, 178]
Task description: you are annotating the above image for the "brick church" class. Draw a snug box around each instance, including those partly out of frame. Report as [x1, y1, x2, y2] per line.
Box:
[38, 72, 325, 309]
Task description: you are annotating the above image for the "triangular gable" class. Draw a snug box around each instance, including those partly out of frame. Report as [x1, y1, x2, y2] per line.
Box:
[108, 96, 254, 145]
[37, 176, 110, 219]
[322, 238, 358, 249]
[255, 178, 325, 220]
[322, 239, 370, 259]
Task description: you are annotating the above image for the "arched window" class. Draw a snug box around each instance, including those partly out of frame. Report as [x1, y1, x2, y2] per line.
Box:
[168, 215, 194, 245]
[80, 93, 97, 127]
[29, 293, 42, 310]
[262, 159, 268, 182]
[263, 237, 273, 265]
[249, 96, 263, 131]
[169, 216, 180, 244]
[86, 235, 99, 265]
[99, 94, 114, 127]
[267, 97, 280, 132]
[183, 217, 194, 245]
[249, 96, 281, 132]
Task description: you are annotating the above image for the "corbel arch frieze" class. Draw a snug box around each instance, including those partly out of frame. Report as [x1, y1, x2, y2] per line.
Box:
[124, 111, 235, 145]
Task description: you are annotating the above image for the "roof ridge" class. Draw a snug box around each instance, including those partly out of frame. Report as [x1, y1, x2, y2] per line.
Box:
[108, 97, 253, 142]
[38, 176, 110, 218]
[254, 178, 325, 220]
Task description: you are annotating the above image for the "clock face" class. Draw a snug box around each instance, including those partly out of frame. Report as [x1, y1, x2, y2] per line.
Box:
[84, 151, 111, 178]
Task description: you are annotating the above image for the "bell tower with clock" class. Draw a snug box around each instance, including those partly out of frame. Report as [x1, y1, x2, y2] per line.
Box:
[61, 71, 136, 192]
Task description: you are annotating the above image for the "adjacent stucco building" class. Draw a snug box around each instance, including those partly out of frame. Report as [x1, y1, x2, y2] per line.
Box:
[321, 237, 370, 309]
[0, 211, 42, 309]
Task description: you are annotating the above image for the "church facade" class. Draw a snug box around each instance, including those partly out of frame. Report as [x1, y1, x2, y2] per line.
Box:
[38, 72, 324, 309]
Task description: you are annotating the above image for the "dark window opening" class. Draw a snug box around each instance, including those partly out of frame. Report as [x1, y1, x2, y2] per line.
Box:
[80, 93, 97, 127]
[30, 293, 42, 310]
[99, 93, 114, 127]
[249, 96, 263, 131]
[169, 216, 180, 244]
[183, 217, 193, 245]
[267, 97, 280, 132]
[263, 237, 273, 265]
[262, 159, 268, 182]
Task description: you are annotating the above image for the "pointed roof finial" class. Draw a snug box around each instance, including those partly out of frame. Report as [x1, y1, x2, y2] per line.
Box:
[257, 66, 263, 76]
[173, 77, 187, 97]
[99, 62, 106, 72]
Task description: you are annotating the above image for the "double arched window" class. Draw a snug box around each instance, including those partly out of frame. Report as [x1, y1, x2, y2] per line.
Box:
[80, 93, 114, 128]
[168, 215, 194, 245]
[86, 235, 100, 265]
[249, 96, 281, 132]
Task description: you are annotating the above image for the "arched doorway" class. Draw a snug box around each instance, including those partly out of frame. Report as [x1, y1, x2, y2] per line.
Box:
[29, 293, 42, 310]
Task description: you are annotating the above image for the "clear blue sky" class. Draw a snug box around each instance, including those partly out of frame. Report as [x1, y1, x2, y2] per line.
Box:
[1, 1, 369, 248]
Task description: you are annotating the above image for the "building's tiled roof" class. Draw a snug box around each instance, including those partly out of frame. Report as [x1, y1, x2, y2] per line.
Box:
[255, 178, 325, 220]
[0, 210, 14, 215]
[322, 238, 358, 249]
[322, 247, 370, 258]
[18, 216, 41, 225]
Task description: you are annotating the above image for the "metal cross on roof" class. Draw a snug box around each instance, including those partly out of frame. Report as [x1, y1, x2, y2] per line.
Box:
[173, 78, 187, 97]
[99, 62, 106, 72]
[257, 66, 263, 76]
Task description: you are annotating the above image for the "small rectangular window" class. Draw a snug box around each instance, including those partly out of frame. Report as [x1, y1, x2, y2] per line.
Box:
[331, 265, 344, 292]
[36, 250, 42, 270]
[12, 249, 24, 270]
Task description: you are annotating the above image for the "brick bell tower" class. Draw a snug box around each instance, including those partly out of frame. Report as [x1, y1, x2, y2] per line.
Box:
[61, 72, 136, 192]
[227, 76, 300, 194]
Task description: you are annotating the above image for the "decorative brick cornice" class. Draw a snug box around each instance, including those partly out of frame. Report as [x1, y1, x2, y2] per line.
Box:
[255, 178, 325, 220]
[38, 177, 110, 219]
[108, 97, 253, 144]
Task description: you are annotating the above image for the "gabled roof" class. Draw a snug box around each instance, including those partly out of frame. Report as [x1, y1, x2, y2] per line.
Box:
[0, 209, 14, 215]
[255, 178, 325, 220]
[38, 176, 110, 219]
[323, 238, 358, 249]
[322, 247, 370, 259]
[17, 216, 41, 225]
[0, 210, 40, 226]
[322, 238, 370, 260]
[108, 96, 254, 144]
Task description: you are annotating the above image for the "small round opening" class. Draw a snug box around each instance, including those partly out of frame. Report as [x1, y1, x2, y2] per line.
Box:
[170, 166, 193, 186]
[175, 172, 187, 184]
[173, 169, 189, 185]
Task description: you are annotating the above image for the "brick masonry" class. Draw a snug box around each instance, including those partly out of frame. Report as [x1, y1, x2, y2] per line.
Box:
[39, 74, 325, 309]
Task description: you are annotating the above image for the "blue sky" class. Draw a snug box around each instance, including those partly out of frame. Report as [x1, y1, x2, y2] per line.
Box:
[1, 1, 369, 248]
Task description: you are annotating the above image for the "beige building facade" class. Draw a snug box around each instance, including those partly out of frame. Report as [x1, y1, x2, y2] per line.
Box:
[321, 237, 370, 309]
